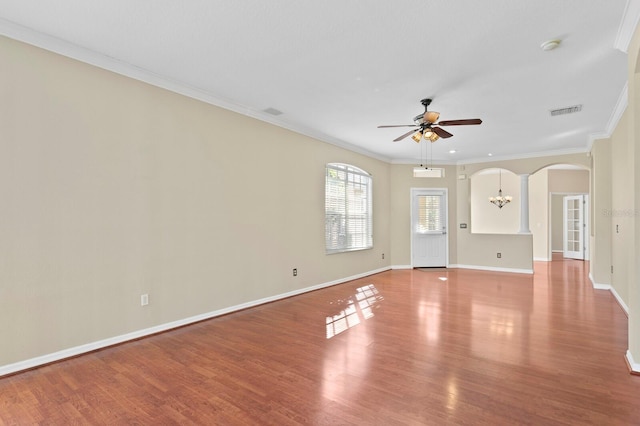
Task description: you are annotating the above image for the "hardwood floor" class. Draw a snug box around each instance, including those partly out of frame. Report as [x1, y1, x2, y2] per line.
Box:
[2, 258, 639, 425]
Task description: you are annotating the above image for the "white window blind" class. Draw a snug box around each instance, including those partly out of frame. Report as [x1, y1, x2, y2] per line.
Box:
[325, 163, 373, 253]
[416, 195, 442, 233]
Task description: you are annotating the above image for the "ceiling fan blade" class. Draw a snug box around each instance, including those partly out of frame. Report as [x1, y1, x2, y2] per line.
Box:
[437, 119, 482, 126]
[378, 124, 417, 128]
[393, 128, 419, 142]
[432, 126, 453, 138]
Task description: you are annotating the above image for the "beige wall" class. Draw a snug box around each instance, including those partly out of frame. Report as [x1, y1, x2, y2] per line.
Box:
[0, 36, 392, 367]
[551, 194, 564, 252]
[608, 13, 640, 366]
[610, 109, 632, 305]
[632, 30, 640, 365]
[590, 139, 612, 287]
[548, 170, 590, 193]
[470, 169, 519, 234]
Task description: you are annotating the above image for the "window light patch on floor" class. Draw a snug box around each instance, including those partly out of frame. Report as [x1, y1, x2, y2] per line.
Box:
[326, 284, 383, 338]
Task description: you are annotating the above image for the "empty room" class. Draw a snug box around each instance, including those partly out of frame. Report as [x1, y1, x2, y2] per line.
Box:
[2, 1, 640, 424]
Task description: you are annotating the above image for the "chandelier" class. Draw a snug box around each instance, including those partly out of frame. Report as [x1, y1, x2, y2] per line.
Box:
[489, 169, 512, 208]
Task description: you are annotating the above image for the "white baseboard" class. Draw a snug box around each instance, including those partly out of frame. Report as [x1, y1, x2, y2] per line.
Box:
[392, 264, 534, 274]
[552, 250, 563, 253]
[391, 265, 413, 270]
[0, 266, 391, 377]
[589, 272, 611, 290]
[610, 286, 630, 315]
[589, 273, 629, 315]
[534, 257, 550, 262]
[626, 350, 640, 374]
[449, 264, 534, 275]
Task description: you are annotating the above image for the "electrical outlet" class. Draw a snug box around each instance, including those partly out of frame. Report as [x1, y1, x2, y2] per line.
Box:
[293, 268, 297, 277]
[382, 253, 385, 259]
[497, 253, 502, 258]
[141, 294, 149, 306]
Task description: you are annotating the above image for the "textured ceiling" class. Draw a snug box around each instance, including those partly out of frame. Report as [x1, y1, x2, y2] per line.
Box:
[0, 1, 632, 164]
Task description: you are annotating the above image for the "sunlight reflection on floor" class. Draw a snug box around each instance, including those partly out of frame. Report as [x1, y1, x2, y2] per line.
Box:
[325, 284, 384, 339]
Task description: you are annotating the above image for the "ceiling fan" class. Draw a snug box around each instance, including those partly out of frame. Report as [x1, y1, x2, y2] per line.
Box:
[378, 98, 482, 142]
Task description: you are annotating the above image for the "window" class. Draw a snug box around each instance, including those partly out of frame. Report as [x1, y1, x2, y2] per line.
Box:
[416, 195, 442, 233]
[325, 163, 373, 253]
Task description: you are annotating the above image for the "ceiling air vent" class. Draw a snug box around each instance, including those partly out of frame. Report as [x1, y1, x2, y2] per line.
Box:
[550, 105, 582, 116]
[263, 107, 283, 116]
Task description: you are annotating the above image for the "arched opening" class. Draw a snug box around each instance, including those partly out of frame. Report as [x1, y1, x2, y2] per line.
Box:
[470, 168, 519, 234]
[529, 164, 590, 261]
[469, 163, 591, 262]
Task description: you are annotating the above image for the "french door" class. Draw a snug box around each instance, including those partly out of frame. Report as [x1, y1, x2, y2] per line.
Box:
[563, 195, 588, 260]
[411, 189, 448, 267]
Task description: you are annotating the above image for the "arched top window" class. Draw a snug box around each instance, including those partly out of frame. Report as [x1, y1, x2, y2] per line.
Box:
[325, 163, 373, 253]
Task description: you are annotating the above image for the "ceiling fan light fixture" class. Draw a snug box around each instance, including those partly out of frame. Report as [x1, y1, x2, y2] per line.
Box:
[411, 131, 423, 143]
[425, 111, 440, 123]
[422, 129, 439, 142]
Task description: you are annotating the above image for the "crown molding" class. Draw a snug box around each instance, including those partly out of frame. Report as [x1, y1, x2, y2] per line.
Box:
[0, 17, 627, 167]
[0, 18, 392, 164]
[390, 158, 457, 166]
[587, 82, 628, 150]
[456, 147, 590, 166]
[615, 0, 640, 53]
[606, 82, 628, 136]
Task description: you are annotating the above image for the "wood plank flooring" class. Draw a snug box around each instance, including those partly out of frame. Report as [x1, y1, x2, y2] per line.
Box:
[1, 258, 639, 425]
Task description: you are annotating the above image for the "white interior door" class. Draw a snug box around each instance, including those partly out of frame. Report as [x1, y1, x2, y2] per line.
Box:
[411, 189, 447, 267]
[563, 195, 585, 260]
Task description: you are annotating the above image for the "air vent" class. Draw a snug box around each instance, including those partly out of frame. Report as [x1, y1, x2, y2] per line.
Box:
[413, 167, 445, 178]
[550, 105, 582, 116]
[263, 107, 283, 116]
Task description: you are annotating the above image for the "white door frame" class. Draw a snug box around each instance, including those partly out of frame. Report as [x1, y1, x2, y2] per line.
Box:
[562, 193, 591, 260]
[410, 188, 449, 268]
[550, 192, 589, 261]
